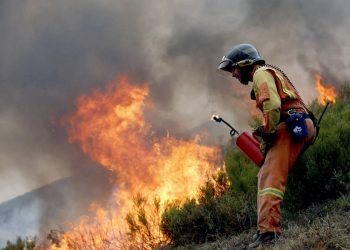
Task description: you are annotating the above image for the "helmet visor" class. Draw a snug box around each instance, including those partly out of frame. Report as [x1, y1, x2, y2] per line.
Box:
[216, 67, 233, 79]
[217, 57, 233, 79]
[217, 56, 234, 72]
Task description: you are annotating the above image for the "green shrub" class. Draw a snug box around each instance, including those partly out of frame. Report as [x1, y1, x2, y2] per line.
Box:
[1, 237, 36, 250]
[160, 169, 256, 246]
[224, 145, 258, 195]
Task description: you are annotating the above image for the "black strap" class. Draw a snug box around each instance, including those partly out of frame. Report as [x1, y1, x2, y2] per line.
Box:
[265, 64, 310, 113]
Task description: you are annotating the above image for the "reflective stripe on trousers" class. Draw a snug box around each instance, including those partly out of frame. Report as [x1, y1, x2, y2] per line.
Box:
[258, 187, 284, 200]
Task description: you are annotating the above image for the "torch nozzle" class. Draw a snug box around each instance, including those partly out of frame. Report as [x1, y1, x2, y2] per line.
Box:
[211, 114, 222, 123]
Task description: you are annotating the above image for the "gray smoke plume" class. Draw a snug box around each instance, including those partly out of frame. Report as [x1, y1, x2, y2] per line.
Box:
[1, 0, 350, 244]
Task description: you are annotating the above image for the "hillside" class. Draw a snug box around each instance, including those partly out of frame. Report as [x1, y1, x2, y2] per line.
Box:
[0, 174, 113, 247]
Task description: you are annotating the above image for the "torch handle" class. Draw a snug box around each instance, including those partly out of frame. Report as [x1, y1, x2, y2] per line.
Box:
[220, 118, 240, 137]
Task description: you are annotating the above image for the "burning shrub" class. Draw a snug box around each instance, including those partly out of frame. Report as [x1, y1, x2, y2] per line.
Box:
[55, 77, 222, 249]
[125, 194, 170, 249]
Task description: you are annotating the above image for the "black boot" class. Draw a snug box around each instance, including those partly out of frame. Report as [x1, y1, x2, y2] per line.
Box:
[252, 230, 260, 241]
[247, 231, 280, 249]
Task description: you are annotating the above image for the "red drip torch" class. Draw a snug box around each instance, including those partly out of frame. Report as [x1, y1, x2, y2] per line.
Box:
[212, 115, 264, 167]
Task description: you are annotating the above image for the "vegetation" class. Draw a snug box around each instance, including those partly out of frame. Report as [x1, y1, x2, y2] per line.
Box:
[1, 237, 36, 250]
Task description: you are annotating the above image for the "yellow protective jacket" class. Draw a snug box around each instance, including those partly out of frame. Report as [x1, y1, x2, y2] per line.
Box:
[252, 66, 305, 134]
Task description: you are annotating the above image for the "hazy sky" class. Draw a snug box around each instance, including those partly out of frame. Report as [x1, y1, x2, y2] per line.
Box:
[1, 0, 350, 215]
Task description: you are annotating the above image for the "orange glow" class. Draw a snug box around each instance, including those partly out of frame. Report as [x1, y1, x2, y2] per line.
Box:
[53, 76, 221, 249]
[315, 74, 337, 105]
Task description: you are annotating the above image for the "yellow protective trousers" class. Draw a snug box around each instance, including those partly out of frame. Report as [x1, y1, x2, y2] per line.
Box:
[257, 118, 316, 233]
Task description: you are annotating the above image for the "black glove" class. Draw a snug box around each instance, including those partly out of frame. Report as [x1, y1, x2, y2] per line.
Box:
[253, 126, 276, 143]
[253, 126, 263, 138]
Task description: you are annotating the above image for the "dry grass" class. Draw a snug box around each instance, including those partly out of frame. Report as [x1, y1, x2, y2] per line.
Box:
[268, 212, 350, 250]
[166, 194, 350, 250]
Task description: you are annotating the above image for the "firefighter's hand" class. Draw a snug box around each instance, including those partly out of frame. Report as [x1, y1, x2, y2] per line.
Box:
[253, 126, 276, 143]
[253, 126, 263, 137]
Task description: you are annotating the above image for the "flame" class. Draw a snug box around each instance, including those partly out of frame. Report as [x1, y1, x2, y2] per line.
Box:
[315, 74, 337, 105]
[53, 76, 221, 249]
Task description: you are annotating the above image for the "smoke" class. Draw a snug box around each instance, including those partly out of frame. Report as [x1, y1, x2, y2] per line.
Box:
[1, 0, 350, 242]
[0, 197, 41, 245]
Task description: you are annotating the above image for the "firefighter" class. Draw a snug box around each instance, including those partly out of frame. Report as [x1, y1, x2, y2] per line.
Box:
[217, 44, 316, 248]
